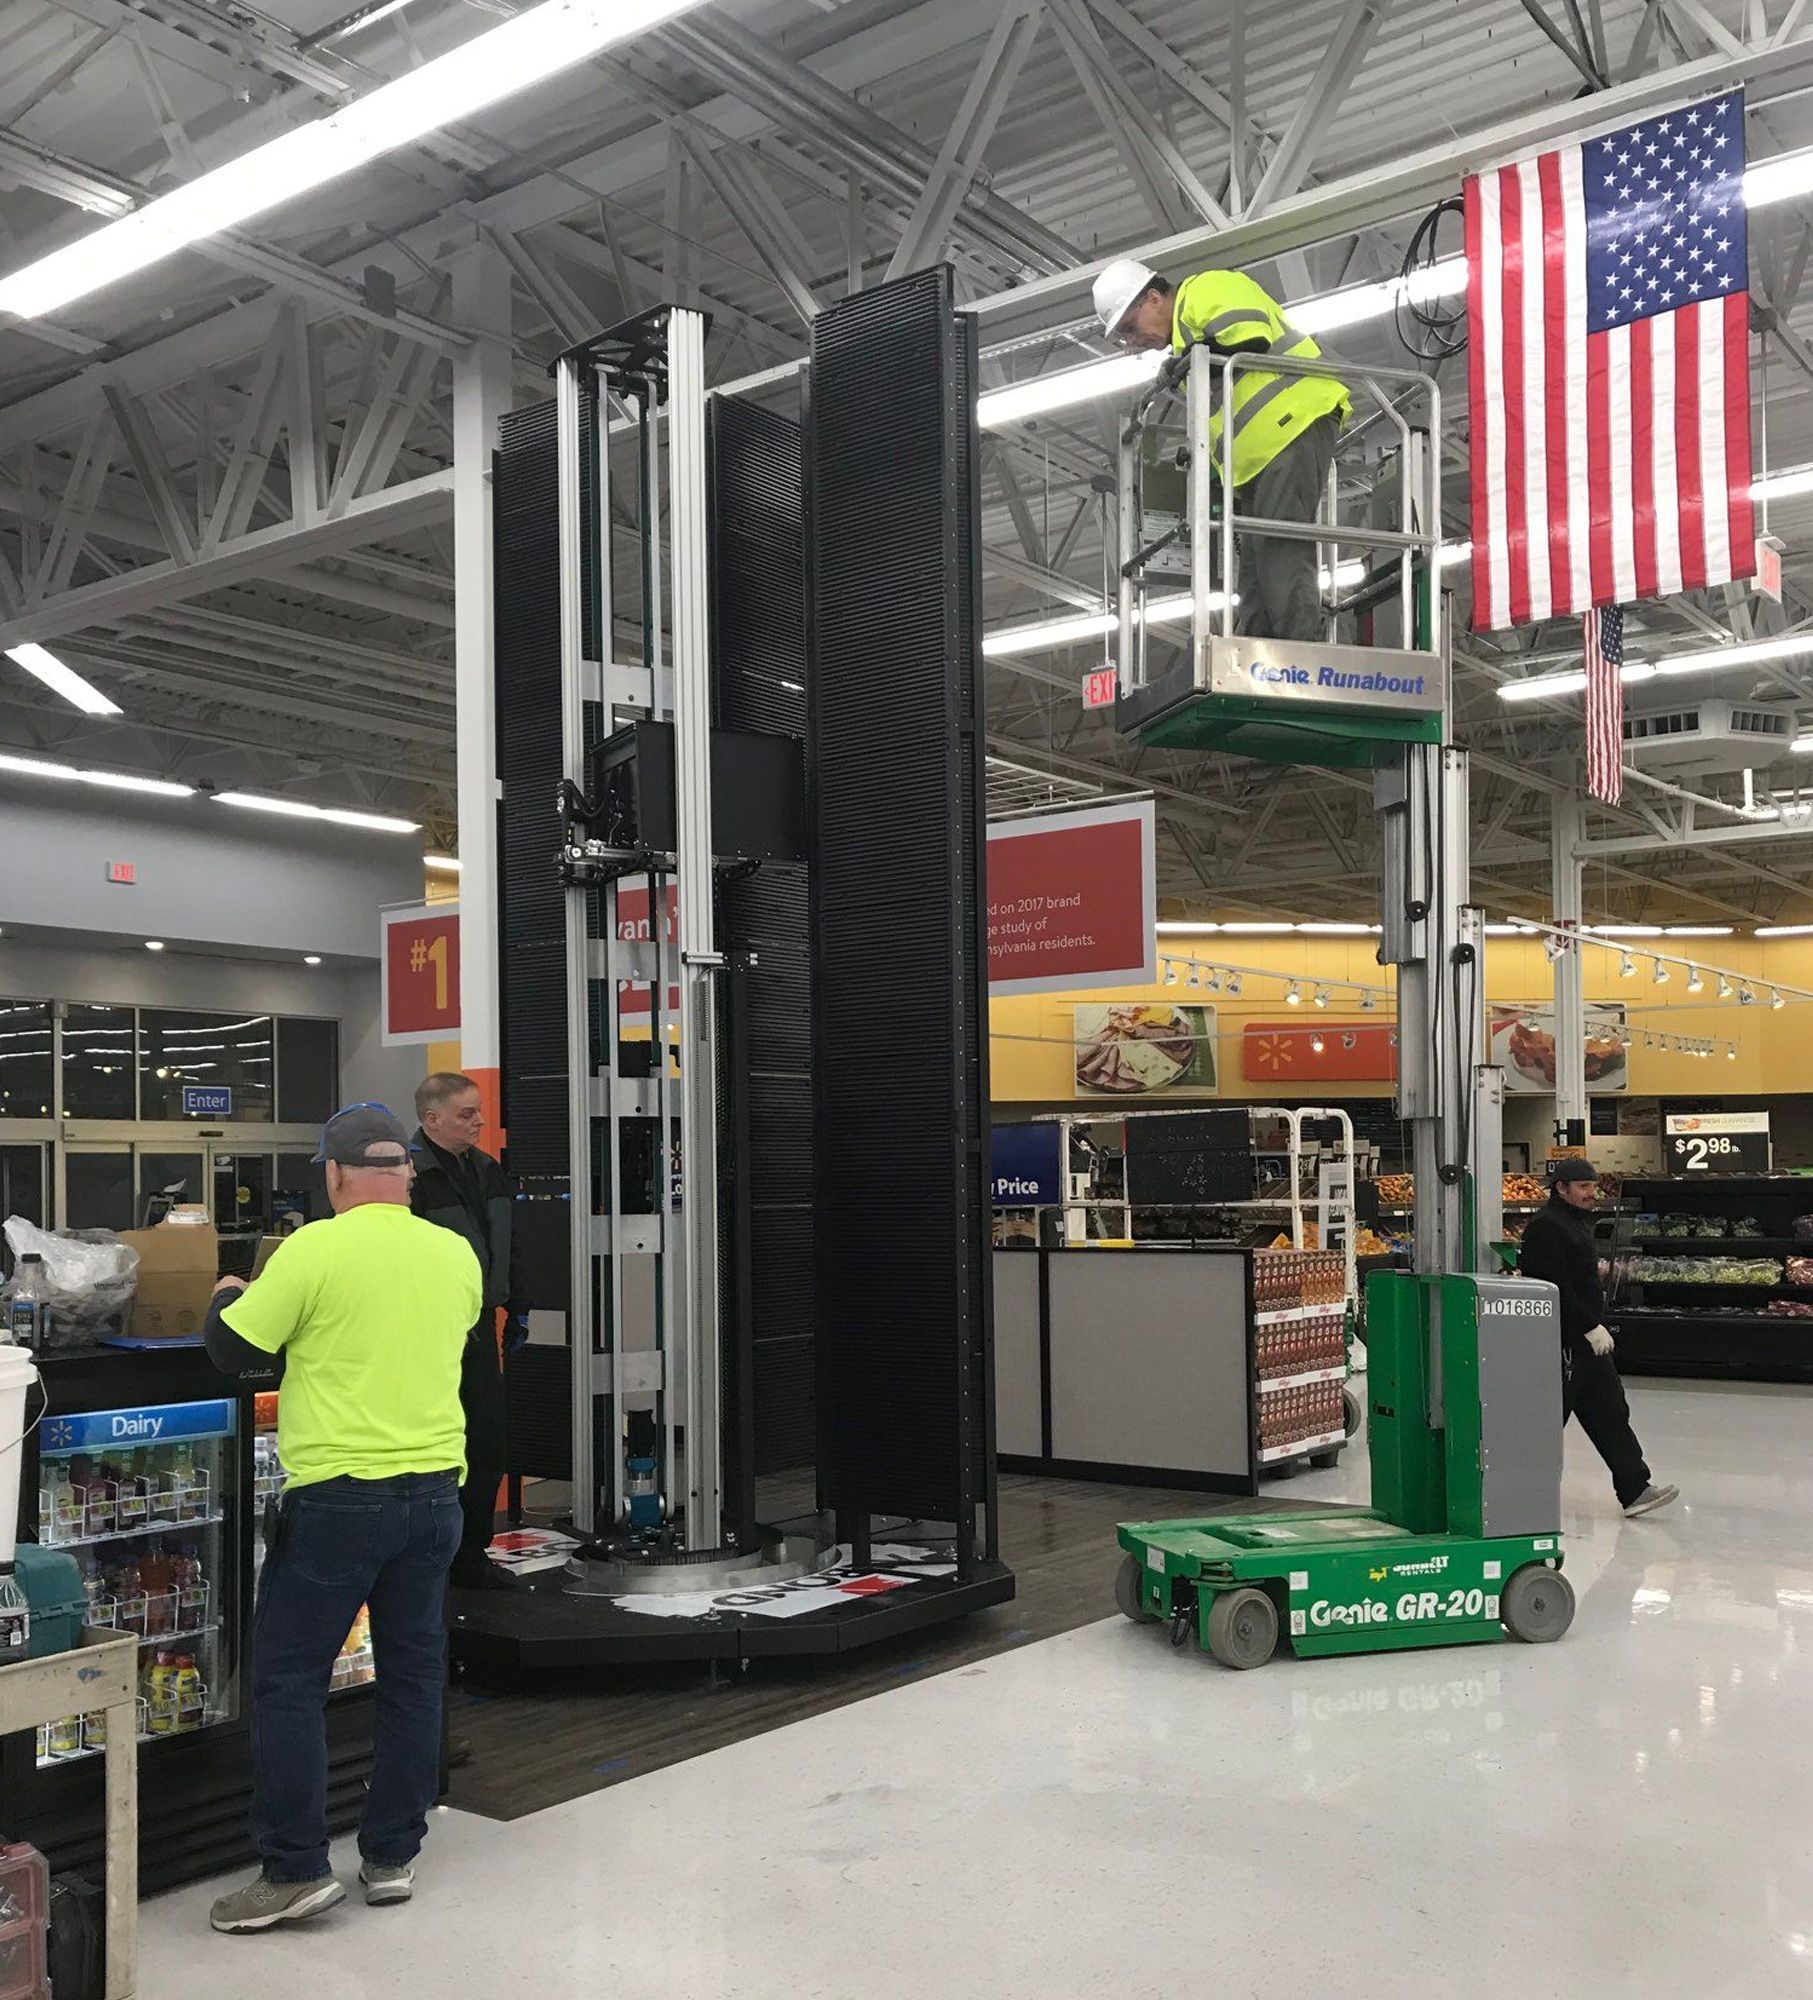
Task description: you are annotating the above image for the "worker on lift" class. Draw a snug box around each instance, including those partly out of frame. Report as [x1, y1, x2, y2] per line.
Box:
[1093, 259, 1350, 643]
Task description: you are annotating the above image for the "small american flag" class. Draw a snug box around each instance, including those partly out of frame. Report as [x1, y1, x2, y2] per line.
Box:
[1466, 91, 1754, 631]
[1585, 603, 1625, 804]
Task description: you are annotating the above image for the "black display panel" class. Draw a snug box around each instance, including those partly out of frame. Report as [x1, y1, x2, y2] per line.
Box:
[805, 268, 993, 1540]
[1125, 1109, 1256, 1205]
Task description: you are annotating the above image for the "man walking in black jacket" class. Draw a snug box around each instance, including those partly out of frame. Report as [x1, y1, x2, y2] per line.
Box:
[1518, 1156, 1677, 1518]
[411, 1073, 531, 1588]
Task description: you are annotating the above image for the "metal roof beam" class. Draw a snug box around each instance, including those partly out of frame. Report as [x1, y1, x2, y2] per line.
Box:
[0, 469, 452, 650]
[1246, 0, 1391, 218]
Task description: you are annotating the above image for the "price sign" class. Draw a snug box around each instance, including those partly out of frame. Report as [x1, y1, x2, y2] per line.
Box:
[1664, 1112, 1770, 1175]
[1082, 665, 1118, 709]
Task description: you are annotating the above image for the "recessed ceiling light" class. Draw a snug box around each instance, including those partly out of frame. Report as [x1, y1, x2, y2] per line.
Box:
[304, 955, 322, 966]
[144, 940, 165, 952]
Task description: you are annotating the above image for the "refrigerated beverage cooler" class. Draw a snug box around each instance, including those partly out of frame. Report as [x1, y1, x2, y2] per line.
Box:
[0, 1349, 377, 1894]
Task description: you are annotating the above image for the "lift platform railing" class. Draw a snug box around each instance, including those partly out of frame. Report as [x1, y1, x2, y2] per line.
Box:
[1117, 342, 1444, 692]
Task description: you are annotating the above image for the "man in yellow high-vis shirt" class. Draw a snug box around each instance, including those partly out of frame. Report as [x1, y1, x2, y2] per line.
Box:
[1094, 259, 1351, 643]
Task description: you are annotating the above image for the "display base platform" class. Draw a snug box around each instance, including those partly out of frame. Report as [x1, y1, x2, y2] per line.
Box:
[450, 1538, 1016, 1672]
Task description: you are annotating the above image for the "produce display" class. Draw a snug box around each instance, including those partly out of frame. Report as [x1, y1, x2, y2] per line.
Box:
[1626, 1255, 1781, 1285]
[1761, 1299, 1813, 1319]
[1787, 1256, 1813, 1288]
[1640, 1212, 1766, 1240]
[1370, 1172, 1583, 1210]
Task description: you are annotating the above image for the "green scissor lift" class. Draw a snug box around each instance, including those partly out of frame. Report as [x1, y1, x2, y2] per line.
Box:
[1108, 345, 1577, 1669]
[1115, 1270, 1576, 1667]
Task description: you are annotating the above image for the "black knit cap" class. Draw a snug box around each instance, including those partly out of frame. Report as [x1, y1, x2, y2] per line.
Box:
[1549, 1155, 1597, 1184]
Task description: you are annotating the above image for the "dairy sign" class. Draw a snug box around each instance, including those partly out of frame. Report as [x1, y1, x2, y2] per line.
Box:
[1205, 634, 1444, 716]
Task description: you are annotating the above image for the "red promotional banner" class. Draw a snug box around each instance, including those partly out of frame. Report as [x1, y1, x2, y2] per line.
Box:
[986, 799, 1156, 995]
[1243, 1021, 1399, 1083]
[382, 902, 460, 1045]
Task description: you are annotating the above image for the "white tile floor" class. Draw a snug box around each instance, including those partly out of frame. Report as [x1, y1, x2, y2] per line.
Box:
[142, 1381, 1813, 1999]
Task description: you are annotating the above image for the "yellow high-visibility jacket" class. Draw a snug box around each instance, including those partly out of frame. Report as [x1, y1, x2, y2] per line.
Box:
[1172, 269, 1350, 486]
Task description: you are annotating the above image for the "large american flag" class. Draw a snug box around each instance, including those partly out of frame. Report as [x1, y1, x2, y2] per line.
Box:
[1465, 91, 1754, 632]
[1584, 603, 1625, 805]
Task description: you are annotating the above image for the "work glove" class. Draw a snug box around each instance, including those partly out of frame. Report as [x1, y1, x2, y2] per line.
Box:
[1585, 1324, 1614, 1358]
[504, 1313, 531, 1357]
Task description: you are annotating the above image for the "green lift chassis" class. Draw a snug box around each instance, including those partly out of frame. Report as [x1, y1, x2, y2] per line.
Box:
[1115, 1270, 1577, 1669]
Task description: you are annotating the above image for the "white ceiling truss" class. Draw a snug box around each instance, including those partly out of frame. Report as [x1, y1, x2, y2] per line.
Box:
[4, 0, 1813, 908]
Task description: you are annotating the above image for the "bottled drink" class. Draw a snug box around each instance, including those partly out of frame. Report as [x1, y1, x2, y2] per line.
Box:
[46, 1463, 83, 1542]
[0, 1567, 29, 1658]
[114, 1560, 148, 1638]
[170, 1443, 206, 1524]
[143, 1654, 179, 1736]
[139, 1543, 175, 1636]
[171, 1656, 205, 1732]
[47, 1714, 81, 1757]
[84, 1463, 117, 1539]
[116, 1450, 150, 1529]
[5, 1253, 49, 1349]
[173, 1547, 206, 1631]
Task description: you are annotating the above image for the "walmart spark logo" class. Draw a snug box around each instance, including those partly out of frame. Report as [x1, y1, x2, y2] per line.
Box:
[45, 1419, 75, 1450]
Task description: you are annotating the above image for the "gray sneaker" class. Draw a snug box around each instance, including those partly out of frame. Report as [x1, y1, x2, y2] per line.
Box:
[210, 1874, 345, 1934]
[1623, 1482, 1680, 1518]
[359, 1862, 415, 1906]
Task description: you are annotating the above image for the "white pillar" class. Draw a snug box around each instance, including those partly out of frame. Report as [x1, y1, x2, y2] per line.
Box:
[1551, 787, 1587, 1143]
[451, 242, 513, 1126]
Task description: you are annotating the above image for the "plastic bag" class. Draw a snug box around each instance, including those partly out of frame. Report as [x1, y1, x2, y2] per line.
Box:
[2, 1217, 139, 1345]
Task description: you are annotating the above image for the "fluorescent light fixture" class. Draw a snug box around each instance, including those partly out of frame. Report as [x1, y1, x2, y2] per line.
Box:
[4, 644, 121, 716]
[1221, 921, 1294, 934]
[1792, 734, 1813, 756]
[1745, 148, 1813, 212]
[144, 940, 164, 952]
[320, 0, 417, 44]
[1290, 255, 1468, 336]
[1296, 922, 1376, 935]
[1595, 924, 1664, 937]
[1156, 921, 1221, 933]
[1500, 631, 1813, 704]
[214, 791, 419, 833]
[983, 591, 1210, 658]
[304, 954, 323, 966]
[978, 351, 1163, 430]
[1754, 465, 1813, 503]
[1664, 926, 1734, 937]
[0, 750, 192, 798]
[1755, 923, 1813, 937]
[424, 854, 463, 873]
[0, 0, 711, 319]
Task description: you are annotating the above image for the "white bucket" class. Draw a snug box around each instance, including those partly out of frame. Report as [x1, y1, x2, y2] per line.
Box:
[0, 1345, 43, 1568]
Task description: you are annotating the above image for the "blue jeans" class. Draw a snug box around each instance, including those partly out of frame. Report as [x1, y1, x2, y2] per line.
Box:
[250, 1471, 461, 1883]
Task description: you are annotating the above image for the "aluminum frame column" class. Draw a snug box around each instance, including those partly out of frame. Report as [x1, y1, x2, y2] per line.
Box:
[451, 241, 512, 1127]
[555, 356, 600, 1537]
[667, 308, 724, 1552]
[1550, 787, 1588, 1143]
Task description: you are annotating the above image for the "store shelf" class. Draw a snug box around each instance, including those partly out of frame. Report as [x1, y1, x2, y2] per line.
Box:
[1616, 1309, 1812, 1331]
[1629, 1236, 1801, 1253]
[1259, 1426, 1347, 1465]
[1253, 1303, 1343, 1326]
[136, 1622, 217, 1651]
[1258, 1366, 1347, 1391]
[39, 1513, 225, 1553]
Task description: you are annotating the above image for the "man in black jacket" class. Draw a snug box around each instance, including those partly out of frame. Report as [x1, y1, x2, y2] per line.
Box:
[411, 1072, 531, 1588]
[1518, 1156, 1677, 1518]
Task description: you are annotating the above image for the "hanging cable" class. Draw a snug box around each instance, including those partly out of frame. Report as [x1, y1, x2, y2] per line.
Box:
[1396, 198, 1468, 362]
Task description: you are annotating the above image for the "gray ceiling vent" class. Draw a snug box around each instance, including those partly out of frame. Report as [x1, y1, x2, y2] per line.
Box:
[1623, 697, 1800, 772]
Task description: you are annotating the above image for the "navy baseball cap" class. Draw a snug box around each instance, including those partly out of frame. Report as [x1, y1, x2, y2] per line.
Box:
[312, 1101, 413, 1167]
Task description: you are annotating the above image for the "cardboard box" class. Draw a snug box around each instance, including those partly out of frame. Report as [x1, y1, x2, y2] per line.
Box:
[117, 1220, 221, 1341]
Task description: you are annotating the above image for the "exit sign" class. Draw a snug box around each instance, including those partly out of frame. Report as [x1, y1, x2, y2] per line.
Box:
[106, 861, 136, 885]
[1082, 666, 1118, 709]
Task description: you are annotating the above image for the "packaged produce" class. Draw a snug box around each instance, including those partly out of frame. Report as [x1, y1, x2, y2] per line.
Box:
[1786, 1256, 1813, 1287]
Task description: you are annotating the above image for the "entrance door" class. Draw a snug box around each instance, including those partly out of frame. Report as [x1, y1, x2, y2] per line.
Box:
[0, 1145, 46, 1271]
[62, 1145, 135, 1233]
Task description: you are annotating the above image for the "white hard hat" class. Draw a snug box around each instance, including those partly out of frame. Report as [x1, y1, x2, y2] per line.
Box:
[1093, 258, 1159, 336]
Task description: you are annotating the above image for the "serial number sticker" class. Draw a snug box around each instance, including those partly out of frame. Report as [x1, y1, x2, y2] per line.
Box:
[1289, 1570, 1309, 1591]
[1533, 1538, 1555, 1551]
[1483, 1560, 1502, 1581]
[1290, 1610, 1307, 1636]
[1485, 1595, 1500, 1619]
[1146, 1548, 1164, 1572]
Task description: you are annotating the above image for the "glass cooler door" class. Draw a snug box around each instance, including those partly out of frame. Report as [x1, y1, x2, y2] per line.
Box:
[33, 1397, 240, 1765]
[251, 1394, 375, 1691]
